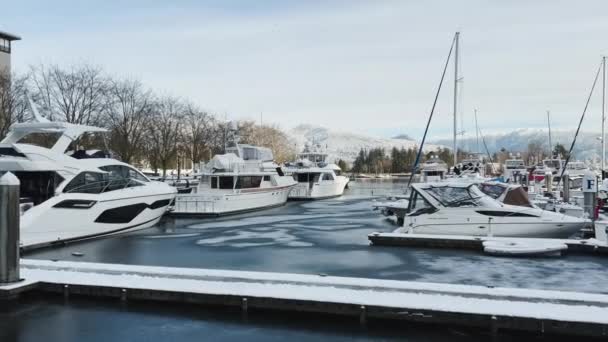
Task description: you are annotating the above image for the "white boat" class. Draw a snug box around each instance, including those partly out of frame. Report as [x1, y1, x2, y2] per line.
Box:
[420, 155, 448, 182]
[397, 182, 588, 238]
[503, 158, 527, 183]
[284, 147, 349, 200]
[172, 144, 297, 216]
[0, 116, 176, 248]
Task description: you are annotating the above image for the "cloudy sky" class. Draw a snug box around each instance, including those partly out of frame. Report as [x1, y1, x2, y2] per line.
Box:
[3, 0, 608, 139]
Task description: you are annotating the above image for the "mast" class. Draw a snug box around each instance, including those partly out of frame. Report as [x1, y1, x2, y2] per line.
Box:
[474, 108, 480, 153]
[452, 32, 460, 166]
[547, 110, 552, 158]
[602, 56, 606, 176]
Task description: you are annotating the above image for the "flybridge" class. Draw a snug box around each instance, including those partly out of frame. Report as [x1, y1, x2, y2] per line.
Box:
[1, 121, 108, 154]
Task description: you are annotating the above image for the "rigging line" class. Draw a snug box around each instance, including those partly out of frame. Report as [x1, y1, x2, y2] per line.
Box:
[557, 60, 603, 187]
[407, 33, 457, 189]
[477, 125, 496, 175]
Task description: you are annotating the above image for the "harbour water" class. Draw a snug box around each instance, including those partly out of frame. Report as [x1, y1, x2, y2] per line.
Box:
[8, 179, 608, 340]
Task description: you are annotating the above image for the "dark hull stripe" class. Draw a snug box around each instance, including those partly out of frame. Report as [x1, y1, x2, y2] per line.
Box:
[95, 199, 173, 224]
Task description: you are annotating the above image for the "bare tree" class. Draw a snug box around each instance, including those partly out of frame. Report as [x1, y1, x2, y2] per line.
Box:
[103, 79, 152, 164]
[145, 96, 185, 176]
[0, 71, 29, 139]
[238, 121, 295, 163]
[179, 105, 214, 165]
[29, 64, 108, 125]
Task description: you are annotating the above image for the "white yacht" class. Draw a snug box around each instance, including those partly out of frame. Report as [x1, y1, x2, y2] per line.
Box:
[0, 115, 176, 249]
[172, 144, 297, 216]
[420, 155, 448, 182]
[455, 154, 486, 178]
[503, 158, 527, 183]
[284, 147, 349, 200]
[396, 182, 587, 238]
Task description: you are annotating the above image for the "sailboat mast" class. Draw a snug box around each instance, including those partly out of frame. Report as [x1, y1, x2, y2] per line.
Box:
[547, 110, 552, 158]
[474, 108, 480, 153]
[453, 32, 460, 166]
[602, 56, 606, 176]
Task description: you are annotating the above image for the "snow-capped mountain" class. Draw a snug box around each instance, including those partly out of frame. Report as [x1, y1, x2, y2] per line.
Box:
[288, 124, 442, 163]
[431, 128, 604, 161]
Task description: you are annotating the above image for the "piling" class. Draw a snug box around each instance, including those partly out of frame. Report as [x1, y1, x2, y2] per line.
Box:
[0, 172, 20, 284]
[563, 174, 570, 203]
[583, 171, 597, 220]
[544, 172, 553, 193]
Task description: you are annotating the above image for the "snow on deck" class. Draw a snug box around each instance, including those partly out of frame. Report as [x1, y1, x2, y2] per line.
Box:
[369, 232, 608, 252]
[2, 259, 608, 327]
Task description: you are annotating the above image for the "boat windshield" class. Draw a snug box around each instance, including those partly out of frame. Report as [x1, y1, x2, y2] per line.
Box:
[16, 132, 63, 149]
[424, 185, 499, 208]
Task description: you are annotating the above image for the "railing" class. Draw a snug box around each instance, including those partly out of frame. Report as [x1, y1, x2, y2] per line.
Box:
[174, 197, 215, 213]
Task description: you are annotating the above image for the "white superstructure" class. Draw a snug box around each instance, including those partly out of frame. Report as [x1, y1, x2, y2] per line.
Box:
[397, 182, 587, 238]
[284, 146, 349, 200]
[503, 158, 527, 183]
[0, 118, 176, 248]
[173, 144, 297, 216]
[420, 155, 448, 182]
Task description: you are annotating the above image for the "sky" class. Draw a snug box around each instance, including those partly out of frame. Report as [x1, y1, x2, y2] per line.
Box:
[3, 0, 608, 140]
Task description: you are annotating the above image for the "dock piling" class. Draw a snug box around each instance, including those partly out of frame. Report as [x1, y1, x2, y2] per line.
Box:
[0, 172, 20, 284]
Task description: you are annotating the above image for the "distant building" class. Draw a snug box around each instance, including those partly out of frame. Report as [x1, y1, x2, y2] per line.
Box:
[0, 30, 21, 74]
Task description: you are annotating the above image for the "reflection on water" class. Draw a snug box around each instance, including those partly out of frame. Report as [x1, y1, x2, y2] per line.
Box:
[0, 293, 573, 342]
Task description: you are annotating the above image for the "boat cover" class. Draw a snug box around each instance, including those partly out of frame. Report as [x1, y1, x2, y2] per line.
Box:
[206, 153, 242, 171]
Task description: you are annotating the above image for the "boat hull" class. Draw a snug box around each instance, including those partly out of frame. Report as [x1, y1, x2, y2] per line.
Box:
[21, 185, 176, 249]
[288, 176, 349, 200]
[172, 185, 294, 216]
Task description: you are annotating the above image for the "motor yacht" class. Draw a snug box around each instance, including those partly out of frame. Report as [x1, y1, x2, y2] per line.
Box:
[502, 158, 528, 183]
[0, 110, 176, 248]
[396, 182, 587, 238]
[284, 147, 349, 200]
[420, 155, 448, 182]
[172, 144, 297, 216]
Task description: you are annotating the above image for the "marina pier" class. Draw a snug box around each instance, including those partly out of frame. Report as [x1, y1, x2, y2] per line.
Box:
[2, 259, 608, 338]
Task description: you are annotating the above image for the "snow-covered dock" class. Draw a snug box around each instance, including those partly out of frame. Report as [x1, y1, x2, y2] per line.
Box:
[1, 259, 608, 338]
[368, 232, 608, 256]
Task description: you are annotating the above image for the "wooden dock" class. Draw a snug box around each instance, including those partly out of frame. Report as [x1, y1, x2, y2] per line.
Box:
[1, 259, 608, 338]
[368, 232, 608, 255]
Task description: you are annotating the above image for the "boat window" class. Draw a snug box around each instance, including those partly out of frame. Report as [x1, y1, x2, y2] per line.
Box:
[235, 176, 263, 189]
[263, 175, 271, 181]
[16, 132, 63, 149]
[13, 171, 64, 205]
[63, 172, 108, 194]
[478, 183, 507, 199]
[323, 173, 335, 181]
[99, 165, 144, 190]
[210, 176, 218, 189]
[409, 190, 435, 216]
[295, 173, 321, 183]
[219, 176, 234, 189]
[127, 168, 149, 182]
[476, 210, 538, 217]
[426, 186, 483, 208]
